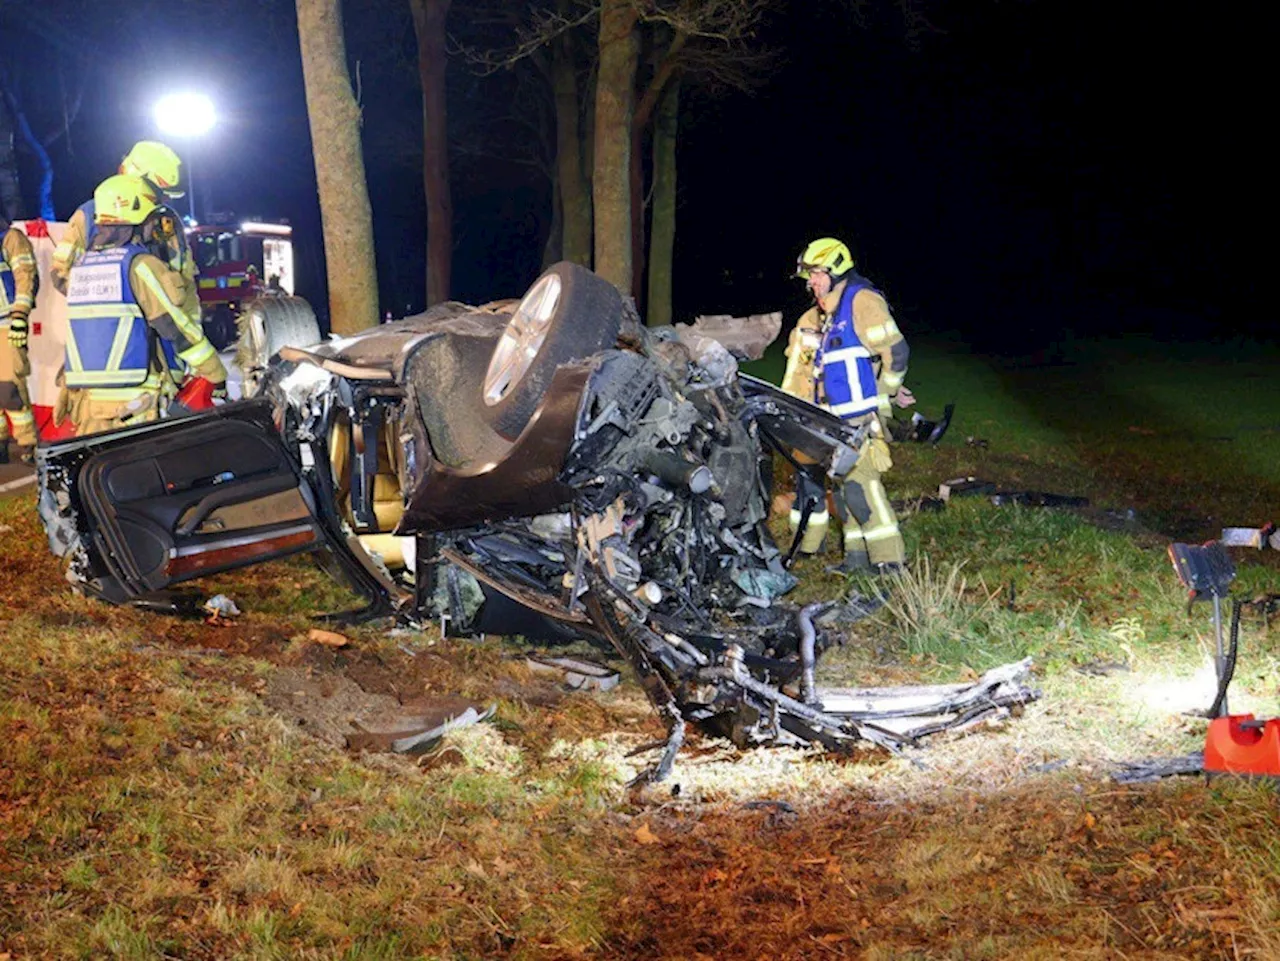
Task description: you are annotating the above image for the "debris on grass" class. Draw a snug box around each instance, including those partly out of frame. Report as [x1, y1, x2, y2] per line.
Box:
[525, 654, 622, 692]
[307, 627, 351, 648]
[202, 594, 241, 622]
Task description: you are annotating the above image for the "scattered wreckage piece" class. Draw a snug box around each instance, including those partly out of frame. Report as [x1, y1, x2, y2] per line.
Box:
[346, 696, 495, 754]
[1221, 524, 1280, 551]
[938, 476, 1089, 509]
[1111, 753, 1206, 784]
[887, 403, 956, 446]
[817, 658, 1040, 740]
[675, 312, 783, 362]
[525, 654, 621, 692]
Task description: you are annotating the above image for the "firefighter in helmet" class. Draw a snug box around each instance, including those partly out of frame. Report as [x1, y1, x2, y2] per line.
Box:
[1, 214, 38, 457]
[780, 237, 911, 572]
[51, 141, 194, 304]
[55, 175, 225, 436]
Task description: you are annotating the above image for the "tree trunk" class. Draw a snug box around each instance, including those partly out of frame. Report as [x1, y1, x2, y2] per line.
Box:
[409, 0, 453, 306]
[553, 29, 591, 267]
[629, 33, 685, 302]
[295, 0, 379, 334]
[646, 78, 679, 328]
[592, 0, 638, 291]
[542, 167, 563, 270]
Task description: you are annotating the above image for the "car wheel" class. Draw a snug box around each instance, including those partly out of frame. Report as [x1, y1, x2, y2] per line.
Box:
[238, 296, 321, 397]
[203, 305, 238, 352]
[482, 261, 625, 439]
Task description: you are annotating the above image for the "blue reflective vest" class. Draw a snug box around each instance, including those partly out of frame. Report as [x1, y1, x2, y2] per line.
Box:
[0, 252, 14, 315]
[814, 276, 880, 420]
[64, 244, 178, 390]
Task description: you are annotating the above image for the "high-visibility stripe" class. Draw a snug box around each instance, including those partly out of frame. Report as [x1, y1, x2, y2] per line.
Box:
[178, 338, 217, 367]
[8, 409, 34, 426]
[821, 345, 872, 363]
[65, 326, 85, 372]
[198, 279, 216, 288]
[863, 524, 901, 542]
[67, 304, 144, 320]
[104, 313, 139, 374]
[827, 398, 878, 418]
[843, 529, 868, 547]
[69, 380, 164, 402]
[133, 261, 205, 345]
[789, 510, 829, 526]
[882, 370, 905, 390]
[65, 368, 153, 387]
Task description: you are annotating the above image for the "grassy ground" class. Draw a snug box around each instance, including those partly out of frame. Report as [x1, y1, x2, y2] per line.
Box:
[4, 338, 1280, 958]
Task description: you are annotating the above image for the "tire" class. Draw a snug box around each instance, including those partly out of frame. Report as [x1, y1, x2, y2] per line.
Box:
[482, 261, 626, 439]
[203, 305, 239, 352]
[237, 296, 321, 397]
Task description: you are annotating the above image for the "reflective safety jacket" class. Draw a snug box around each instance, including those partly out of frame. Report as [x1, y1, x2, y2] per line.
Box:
[815, 277, 880, 420]
[64, 244, 178, 390]
[1, 226, 38, 318]
[0, 255, 13, 312]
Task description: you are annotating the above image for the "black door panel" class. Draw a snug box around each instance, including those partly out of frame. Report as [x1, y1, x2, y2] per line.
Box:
[71, 402, 326, 595]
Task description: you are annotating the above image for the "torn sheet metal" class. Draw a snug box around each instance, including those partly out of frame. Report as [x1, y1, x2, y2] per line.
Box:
[676, 312, 783, 362]
[818, 658, 1040, 739]
[525, 654, 621, 692]
[1221, 525, 1280, 550]
[1111, 754, 1205, 783]
[346, 697, 496, 754]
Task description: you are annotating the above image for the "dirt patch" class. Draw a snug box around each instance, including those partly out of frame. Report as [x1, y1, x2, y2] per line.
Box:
[264, 666, 404, 747]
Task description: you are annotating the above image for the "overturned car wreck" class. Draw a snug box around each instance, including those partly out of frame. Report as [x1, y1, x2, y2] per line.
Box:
[37, 263, 1036, 779]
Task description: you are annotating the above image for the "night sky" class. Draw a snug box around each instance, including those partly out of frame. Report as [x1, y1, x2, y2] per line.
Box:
[4, 0, 1264, 351]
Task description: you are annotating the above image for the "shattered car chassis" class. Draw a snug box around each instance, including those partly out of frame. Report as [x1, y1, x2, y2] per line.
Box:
[37, 262, 1037, 779]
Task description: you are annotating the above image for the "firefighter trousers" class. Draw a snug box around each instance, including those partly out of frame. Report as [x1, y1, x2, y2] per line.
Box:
[834, 436, 905, 567]
[2, 342, 35, 446]
[57, 387, 162, 437]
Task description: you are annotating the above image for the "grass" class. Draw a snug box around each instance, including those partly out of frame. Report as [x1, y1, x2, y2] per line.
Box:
[4, 335, 1280, 957]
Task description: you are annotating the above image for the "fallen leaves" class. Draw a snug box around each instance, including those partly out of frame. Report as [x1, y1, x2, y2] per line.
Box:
[633, 822, 660, 845]
[307, 628, 351, 649]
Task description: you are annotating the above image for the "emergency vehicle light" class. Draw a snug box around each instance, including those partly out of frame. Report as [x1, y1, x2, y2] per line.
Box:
[240, 222, 292, 236]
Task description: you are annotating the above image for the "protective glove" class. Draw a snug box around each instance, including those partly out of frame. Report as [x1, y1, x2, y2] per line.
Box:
[211, 383, 229, 402]
[7, 312, 28, 349]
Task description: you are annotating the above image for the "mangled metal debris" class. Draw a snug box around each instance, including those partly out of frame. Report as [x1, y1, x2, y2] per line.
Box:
[347, 696, 495, 754]
[34, 260, 1042, 781]
[938, 476, 1089, 509]
[816, 658, 1040, 740]
[1221, 524, 1280, 550]
[525, 654, 621, 692]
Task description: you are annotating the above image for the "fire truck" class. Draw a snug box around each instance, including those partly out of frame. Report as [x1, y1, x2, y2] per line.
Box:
[188, 218, 299, 350]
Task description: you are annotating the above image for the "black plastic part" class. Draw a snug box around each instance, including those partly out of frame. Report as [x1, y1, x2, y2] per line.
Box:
[1168, 542, 1237, 599]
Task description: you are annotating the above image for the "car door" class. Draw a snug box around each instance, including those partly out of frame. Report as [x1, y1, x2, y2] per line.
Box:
[45, 401, 328, 597]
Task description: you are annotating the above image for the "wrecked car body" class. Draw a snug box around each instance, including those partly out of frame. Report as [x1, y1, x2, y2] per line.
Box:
[37, 262, 1036, 778]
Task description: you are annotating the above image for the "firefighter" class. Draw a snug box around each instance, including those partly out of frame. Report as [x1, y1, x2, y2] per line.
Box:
[51, 141, 192, 300]
[55, 175, 225, 436]
[1, 214, 38, 457]
[781, 237, 910, 573]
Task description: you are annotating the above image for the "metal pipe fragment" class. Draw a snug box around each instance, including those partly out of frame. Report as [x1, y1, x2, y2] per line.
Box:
[798, 602, 832, 705]
[641, 450, 713, 494]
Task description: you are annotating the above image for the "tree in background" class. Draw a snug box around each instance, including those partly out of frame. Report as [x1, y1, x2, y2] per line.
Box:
[295, 0, 380, 334]
[408, 0, 453, 305]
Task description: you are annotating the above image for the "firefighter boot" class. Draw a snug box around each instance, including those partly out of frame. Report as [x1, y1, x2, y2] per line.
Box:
[831, 529, 872, 574]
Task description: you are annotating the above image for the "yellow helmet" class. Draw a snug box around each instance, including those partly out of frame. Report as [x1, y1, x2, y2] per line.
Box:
[120, 140, 184, 196]
[796, 237, 854, 278]
[94, 175, 159, 226]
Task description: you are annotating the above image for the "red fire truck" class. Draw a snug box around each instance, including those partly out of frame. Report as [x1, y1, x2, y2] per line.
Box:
[188, 218, 297, 349]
